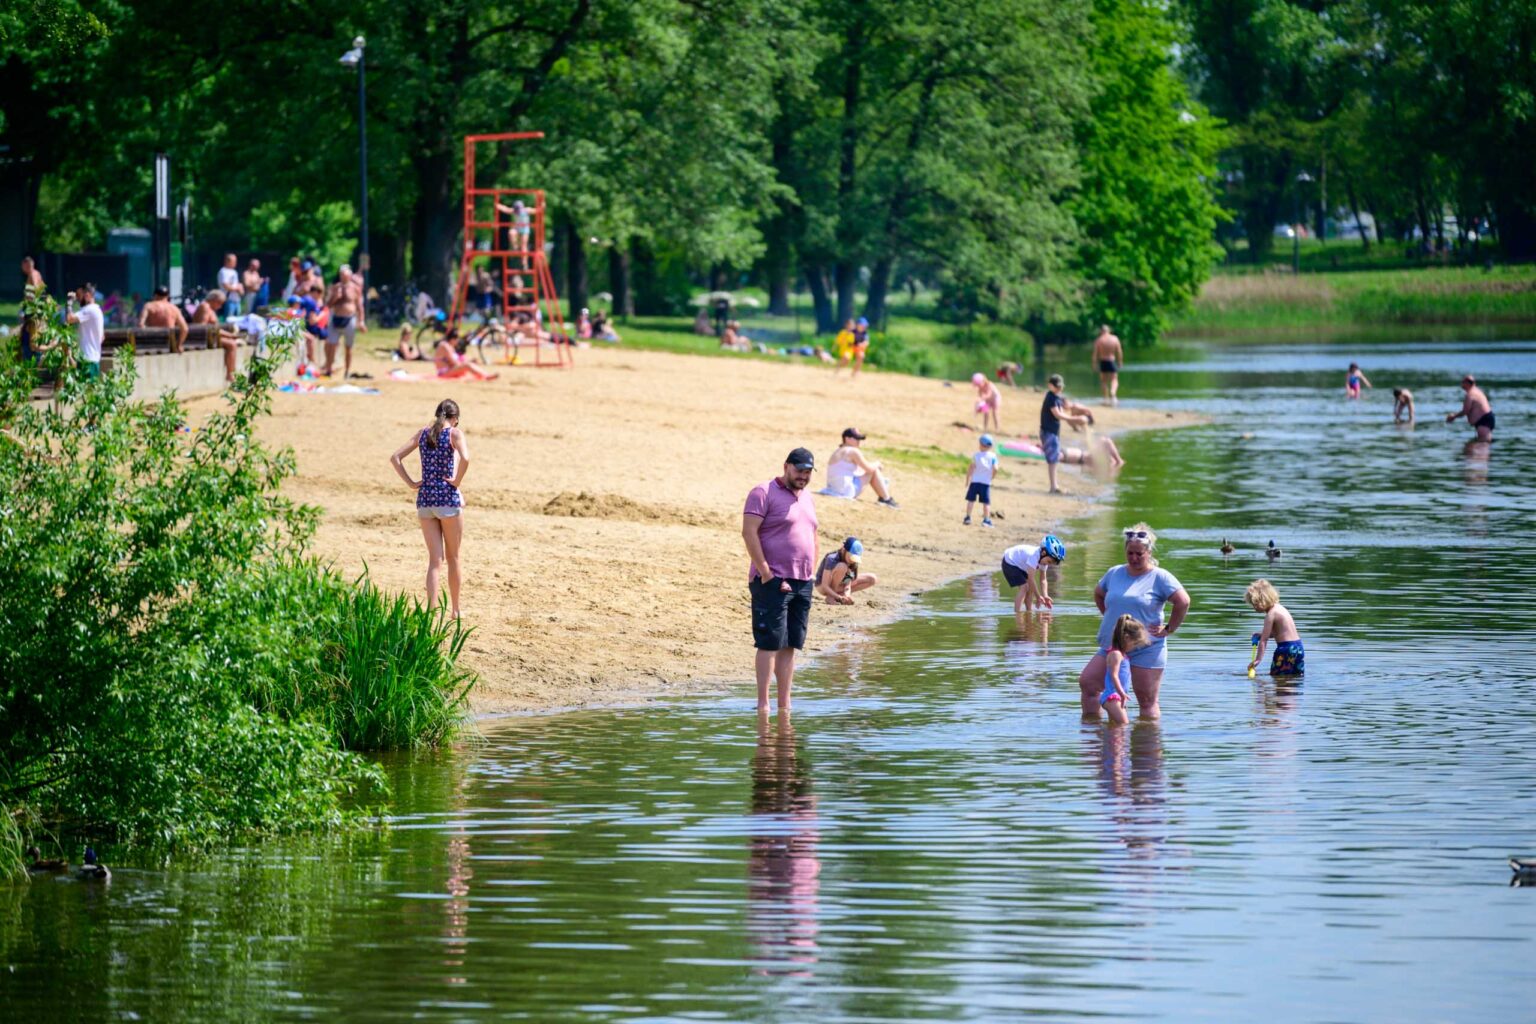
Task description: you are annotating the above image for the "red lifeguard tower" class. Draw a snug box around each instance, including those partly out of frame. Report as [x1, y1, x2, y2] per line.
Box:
[448, 131, 572, 368]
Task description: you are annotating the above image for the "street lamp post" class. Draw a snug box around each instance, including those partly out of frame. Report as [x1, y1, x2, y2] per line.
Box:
[1293, 170, 1314, 275]
[340, 36, 369, 302]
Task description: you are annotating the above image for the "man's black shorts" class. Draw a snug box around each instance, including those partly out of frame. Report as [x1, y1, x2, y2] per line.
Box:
[750, 576, 814, 651]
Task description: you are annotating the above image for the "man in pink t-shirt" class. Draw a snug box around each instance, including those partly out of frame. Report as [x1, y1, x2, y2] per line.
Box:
[742, 447, 820, 714]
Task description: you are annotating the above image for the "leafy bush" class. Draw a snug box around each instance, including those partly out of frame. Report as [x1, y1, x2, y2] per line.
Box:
[228, 562, 474, 750]
[0, 296, 474, 853]
[865, 322, 1034, 380]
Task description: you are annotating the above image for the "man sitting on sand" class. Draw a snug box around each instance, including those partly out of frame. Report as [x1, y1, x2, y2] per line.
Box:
[816, 537, 877, 604]
[1446, 374, 1494, 440]
[822, 427, 899, 508]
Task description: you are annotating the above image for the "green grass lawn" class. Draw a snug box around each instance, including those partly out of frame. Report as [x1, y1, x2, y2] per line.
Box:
[1171, 257, 1536, 334]
[613, 292, 1036, 381]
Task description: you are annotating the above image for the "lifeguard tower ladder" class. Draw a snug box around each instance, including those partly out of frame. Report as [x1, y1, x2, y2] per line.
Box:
[448, 131, 572, 368]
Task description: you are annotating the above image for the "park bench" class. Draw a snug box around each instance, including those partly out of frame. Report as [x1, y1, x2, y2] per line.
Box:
[103, 323, 226, 356]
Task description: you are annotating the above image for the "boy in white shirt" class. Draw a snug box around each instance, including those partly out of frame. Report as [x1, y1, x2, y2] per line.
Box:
[963, 434, 1000, 527]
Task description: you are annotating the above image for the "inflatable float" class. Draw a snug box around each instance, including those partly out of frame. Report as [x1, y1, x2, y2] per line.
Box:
[997, 437, 1044, 460]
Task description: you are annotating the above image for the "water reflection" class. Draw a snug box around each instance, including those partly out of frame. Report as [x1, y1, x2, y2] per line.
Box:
[1090, 722, 1170, 864]
[747, 713, 820, 977]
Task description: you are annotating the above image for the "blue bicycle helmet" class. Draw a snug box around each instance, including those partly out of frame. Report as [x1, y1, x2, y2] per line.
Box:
[1041, 534, 1066, 562]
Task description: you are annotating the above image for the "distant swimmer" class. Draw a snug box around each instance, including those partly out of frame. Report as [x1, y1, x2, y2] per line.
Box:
[1392, 387, 1415, 423]
[1446, 374, 1495, 440]
[1093, 325, 1124, 405]
[1346, 362, 1372, 400]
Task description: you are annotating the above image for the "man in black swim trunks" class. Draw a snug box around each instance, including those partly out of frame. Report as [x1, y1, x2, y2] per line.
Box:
[1446, 374, 1495, 441]
[1092, 324, 1124, 405]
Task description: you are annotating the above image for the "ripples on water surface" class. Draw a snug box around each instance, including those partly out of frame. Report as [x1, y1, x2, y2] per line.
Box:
[4, 338, 1535, 1022]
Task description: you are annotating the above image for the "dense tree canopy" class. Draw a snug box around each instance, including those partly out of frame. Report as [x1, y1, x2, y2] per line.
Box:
[30, 0, 1535, 343]
[1177, 0, 1536, 262]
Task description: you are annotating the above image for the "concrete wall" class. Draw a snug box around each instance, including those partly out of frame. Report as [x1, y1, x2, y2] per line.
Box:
[104, 345, 248, 401]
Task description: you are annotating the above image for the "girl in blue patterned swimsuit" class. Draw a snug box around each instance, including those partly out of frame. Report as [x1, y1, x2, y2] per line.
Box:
[390, 399, 471, 618]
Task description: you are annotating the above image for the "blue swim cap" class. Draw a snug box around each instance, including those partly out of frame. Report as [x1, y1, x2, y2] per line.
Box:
[844, 537, 863, 556]
[1042, 534, 1066, 562]
[980, 434, 994, 447]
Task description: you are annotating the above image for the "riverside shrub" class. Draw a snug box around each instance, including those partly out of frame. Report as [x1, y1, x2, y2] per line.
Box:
[0, 298, 393, 852]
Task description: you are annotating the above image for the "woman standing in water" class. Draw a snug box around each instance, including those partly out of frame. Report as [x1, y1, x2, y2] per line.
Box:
[1077, 522, 1190, 720]
[390, 399, 471, 618]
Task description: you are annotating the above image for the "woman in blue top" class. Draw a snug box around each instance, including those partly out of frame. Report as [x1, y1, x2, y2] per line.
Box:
[1076, 522, 1190, 720]
[390, 399, 471, 618]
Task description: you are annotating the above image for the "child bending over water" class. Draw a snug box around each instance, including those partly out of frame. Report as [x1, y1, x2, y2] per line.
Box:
[1101, 614, 1149, 726]
[1246, 578, 1304, 676]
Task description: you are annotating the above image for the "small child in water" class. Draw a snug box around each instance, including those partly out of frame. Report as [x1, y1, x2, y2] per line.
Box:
[1346, 362, 1372, 399]
[963, 434, 1000, 527]
[1392, 387, 1415, 423]
[1246, 578, 1304, 676]
[1102, 614, 1149, 725]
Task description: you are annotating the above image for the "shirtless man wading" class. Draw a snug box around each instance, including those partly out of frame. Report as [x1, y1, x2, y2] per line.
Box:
[1092, 325, 1124, 405]
[325, 266, 364, 378]
[1446, 374, 1495, 441]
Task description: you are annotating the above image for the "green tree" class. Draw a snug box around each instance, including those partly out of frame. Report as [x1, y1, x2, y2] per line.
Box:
[1071, 0, 1226, 345]
[1177, 0, 1353, 262]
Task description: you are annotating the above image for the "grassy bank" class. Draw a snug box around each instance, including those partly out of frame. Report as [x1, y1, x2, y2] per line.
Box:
[1172, 256, 1536, 335]
[616, 295, 1036, 381]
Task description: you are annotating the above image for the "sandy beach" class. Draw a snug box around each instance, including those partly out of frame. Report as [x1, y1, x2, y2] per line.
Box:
[186, 343, 1194, 713]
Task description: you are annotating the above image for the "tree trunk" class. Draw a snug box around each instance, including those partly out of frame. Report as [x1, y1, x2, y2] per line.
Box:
[1342, 171, 1370, 250]
[610, 246, 633, 320]
[1496, 200, 1536, 262]
[631, 238, 664, 315]
[834, 262, 857, 325]
[565, 222, 587, 321]
[764, 110, 796, 317]
[764, 212, 793, 316]
[411, 145, 460, 310]
[833, 21, 863, 325]
[709, 264, 729, 291]
[803, 263, 835, 334]
[863, 257, 892, 329]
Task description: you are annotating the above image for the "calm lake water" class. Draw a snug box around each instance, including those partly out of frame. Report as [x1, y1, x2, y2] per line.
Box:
[6, 338, 1535, 1022]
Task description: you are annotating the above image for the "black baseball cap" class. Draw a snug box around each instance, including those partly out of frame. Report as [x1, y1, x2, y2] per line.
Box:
[786, 447, 816, 470]
[841, 427, 866, 439]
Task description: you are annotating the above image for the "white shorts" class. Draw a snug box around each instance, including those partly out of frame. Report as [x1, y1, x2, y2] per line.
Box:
[823, 474, 864, 500]
[417, 506, 462, 519]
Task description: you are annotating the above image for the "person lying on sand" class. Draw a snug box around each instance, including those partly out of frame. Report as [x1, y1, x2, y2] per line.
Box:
[435, 333, 497, 380]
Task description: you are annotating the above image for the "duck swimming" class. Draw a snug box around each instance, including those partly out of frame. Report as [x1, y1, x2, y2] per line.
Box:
[24, 846, 68, 874]
[1266, 540, 1282, 560]
[74, 847, 110, 882]
[1220, 538, 1235, 557]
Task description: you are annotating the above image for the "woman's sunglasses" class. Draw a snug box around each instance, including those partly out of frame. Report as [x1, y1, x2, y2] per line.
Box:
[1123, 530, 1149, 540]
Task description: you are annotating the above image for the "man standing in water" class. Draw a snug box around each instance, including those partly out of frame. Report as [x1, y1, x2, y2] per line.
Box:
[742, 448, 819, 715]
[1446, 374, 1495, 440]
[1092, 324, 1124, 405]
